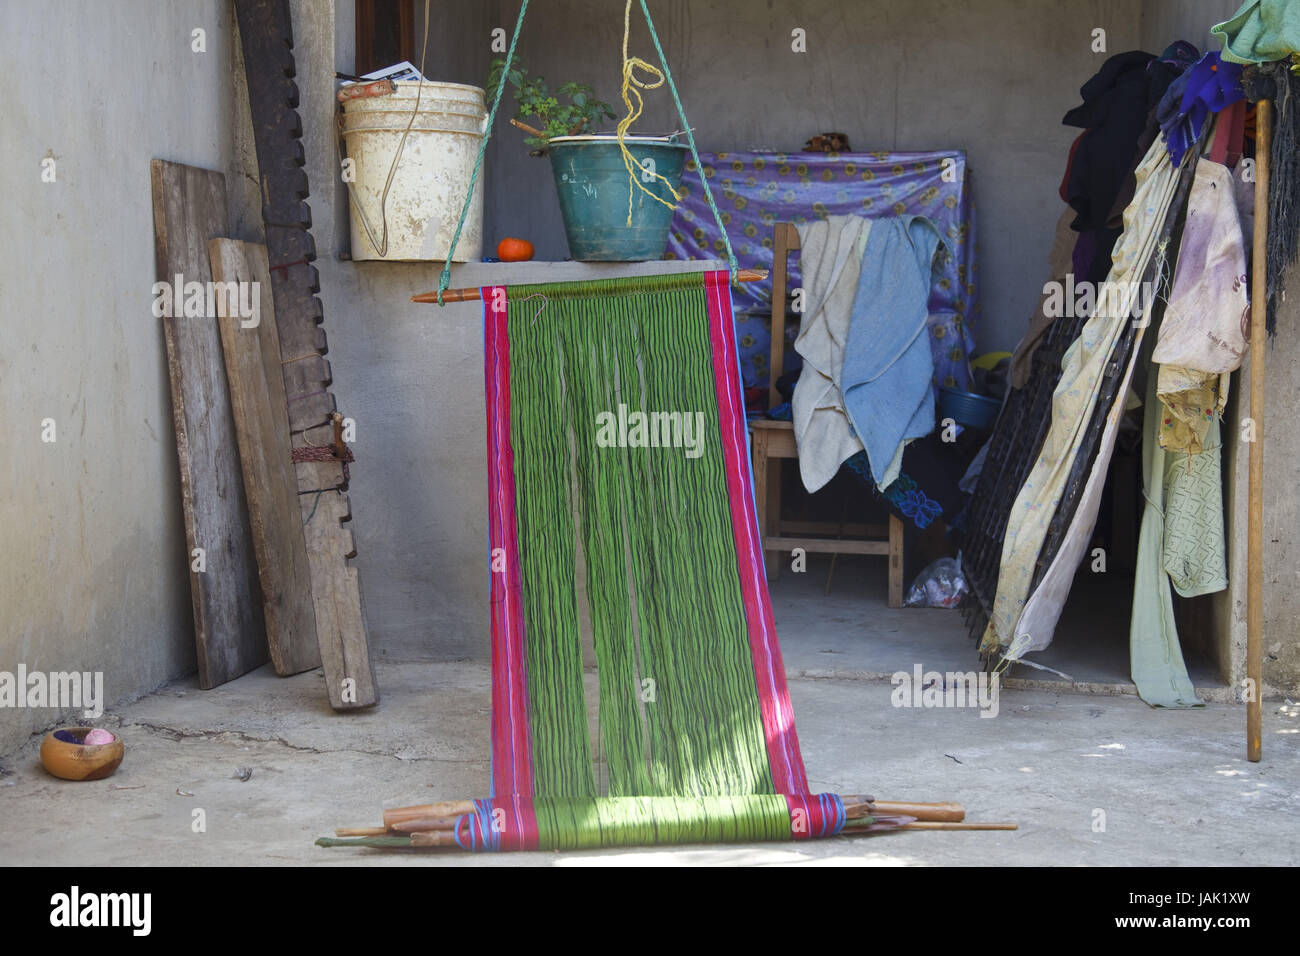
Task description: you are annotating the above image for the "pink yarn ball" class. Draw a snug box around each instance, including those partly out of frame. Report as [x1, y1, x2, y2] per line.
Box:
[83, 729, 115, 746]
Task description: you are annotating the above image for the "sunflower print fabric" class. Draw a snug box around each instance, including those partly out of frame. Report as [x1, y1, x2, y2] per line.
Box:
[665, 150, 979, 395]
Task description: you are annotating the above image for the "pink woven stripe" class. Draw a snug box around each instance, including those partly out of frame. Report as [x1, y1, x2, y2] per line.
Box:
[703, 271, 810, 795]
[494, 796, 540, 851]
[784, 793, 845, 840]
[484, 286, 534, 797]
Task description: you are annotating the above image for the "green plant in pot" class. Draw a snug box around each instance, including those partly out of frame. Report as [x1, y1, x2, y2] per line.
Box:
[486, 59, 617, 154]
[486, 58, 690, 262]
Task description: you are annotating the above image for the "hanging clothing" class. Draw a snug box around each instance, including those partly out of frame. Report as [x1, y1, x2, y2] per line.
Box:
[790, 215, 873, 492]
[1130, 355, 1203, 709]
[1062, 50, 1166, 293]
[1163, 413, 1229, 598]
[1159, 53, 1246, 166]
[1062, 51, 1157, 235]
[1007, 314, 1147, 659]
[1156, 365, 1229, 454]
[841, 430, 983, 531]
[1212, 0, 1300, 64]
[1155, 140, 1247, 455]
[1106, 42, 1202, 229]
[1152, 158, 1250, 373]
[841, 215, 945, 489]
[982, 138, 1180, 658]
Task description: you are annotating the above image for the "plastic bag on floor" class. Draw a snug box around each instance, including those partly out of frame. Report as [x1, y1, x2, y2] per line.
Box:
[905, 554, 968, 608]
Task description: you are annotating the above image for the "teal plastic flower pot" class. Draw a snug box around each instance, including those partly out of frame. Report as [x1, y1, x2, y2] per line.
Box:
[548, 135, 689, 261]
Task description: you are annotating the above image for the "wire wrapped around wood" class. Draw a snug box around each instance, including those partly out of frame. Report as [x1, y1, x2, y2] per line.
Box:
[292, 442, 354, 485]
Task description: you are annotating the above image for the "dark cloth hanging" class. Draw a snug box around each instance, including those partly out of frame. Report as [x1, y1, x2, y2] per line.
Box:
[1062, 50, 1156, 234]
[1242, 60, 1300, 335]
[764, 404, 980, 532]
[843, 431, 984, 532]
[1064, 46, 1205, 280]
[1106, 42, 1203, 228]
[1013, 48, 1195, 385]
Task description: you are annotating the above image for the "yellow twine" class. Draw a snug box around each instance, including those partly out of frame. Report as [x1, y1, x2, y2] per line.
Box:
[617, 0, 683, 226]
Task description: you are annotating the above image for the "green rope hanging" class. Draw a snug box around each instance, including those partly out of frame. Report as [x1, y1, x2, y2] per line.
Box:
[437, 0, 531, 304]
[437, 0, 737, 303]
[633, 0, 738, 281]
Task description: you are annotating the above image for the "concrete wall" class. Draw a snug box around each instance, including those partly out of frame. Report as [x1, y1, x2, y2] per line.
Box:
[1252, 277, 1300, 697]
[1140, 0, 1240, 53]
[0, 0, 240, 754]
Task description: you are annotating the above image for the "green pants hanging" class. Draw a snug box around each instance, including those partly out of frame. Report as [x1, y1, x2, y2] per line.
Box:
[1130, 359, 1203, 708]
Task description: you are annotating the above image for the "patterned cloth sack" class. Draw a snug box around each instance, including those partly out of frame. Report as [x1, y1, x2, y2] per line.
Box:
[1151, 157, 1249, 374]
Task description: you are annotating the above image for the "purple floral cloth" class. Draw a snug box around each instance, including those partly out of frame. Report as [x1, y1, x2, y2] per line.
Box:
[665, 149, 979, 393]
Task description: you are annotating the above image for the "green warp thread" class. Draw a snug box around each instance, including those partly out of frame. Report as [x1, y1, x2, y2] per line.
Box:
[532, 795, 793, 850]
[505, 272, 776, 808]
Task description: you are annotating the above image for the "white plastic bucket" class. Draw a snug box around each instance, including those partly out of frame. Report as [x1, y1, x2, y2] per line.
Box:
[341, 81, 486, 261]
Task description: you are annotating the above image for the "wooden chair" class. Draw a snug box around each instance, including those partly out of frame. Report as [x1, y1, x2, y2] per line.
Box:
[750, 222, 904, 607]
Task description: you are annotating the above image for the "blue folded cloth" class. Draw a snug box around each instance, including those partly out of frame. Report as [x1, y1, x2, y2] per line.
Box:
[841, 215, 946, 486]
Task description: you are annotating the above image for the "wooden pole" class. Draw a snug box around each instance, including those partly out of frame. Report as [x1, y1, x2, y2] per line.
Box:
[1247, 97, 1271, 763]
[411, 269, 769, 303]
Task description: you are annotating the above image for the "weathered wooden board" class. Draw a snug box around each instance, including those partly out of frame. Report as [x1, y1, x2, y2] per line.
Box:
[150, 159, 266, 688]
[209, 239, 321, 676]
[301, 489, 377, 709]
[235, 0, 377, 708]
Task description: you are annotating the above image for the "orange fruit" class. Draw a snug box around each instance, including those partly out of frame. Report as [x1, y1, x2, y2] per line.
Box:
[497, 237, 535, 262]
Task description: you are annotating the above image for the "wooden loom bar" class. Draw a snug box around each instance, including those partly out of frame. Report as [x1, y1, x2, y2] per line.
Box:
[369, 797, 965, 835]
[1247, 97, 1271, 763]
[410, 269, 769, 303]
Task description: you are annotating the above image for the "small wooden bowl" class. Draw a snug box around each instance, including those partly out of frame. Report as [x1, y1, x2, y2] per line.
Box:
[40, 727, 125, 781]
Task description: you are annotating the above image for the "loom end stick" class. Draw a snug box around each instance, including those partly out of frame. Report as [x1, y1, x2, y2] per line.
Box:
[900, 821, 1018, 831]
[411, 287, 483, 304]
[410, 830, 459, 848]
[383, 801, 476, 830]
[409, 269, 769, 305]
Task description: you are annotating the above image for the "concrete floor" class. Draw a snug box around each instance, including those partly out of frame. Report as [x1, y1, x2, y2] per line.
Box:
[2, 601, 1296, 864]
